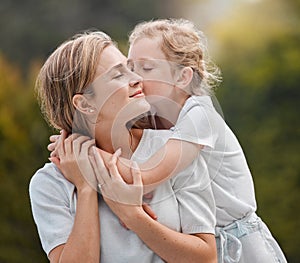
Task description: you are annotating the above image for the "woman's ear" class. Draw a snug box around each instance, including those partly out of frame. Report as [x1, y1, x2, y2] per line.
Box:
[72, 94, 96, 115]
[175, 67, 193, 89]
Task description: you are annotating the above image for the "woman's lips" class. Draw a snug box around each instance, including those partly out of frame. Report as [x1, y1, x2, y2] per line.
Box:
[130, 90, 144, 98]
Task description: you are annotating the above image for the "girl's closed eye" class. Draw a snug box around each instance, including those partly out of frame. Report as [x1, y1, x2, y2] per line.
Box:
[142, 67, 153, 71]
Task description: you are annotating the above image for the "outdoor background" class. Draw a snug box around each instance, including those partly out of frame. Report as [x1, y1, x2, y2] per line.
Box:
[0, 0, 299, 262]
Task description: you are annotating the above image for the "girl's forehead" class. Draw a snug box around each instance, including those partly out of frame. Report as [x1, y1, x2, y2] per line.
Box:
[128, 37, 166, 60]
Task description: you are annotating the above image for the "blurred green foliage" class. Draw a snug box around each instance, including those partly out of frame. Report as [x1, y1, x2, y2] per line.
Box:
[0, 56, 50, 262]
[0, 0, 299, 262]
[210, 1, 300, 261]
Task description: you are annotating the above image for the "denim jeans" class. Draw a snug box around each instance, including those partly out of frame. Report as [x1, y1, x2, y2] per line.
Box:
[215, 213, 287, 263]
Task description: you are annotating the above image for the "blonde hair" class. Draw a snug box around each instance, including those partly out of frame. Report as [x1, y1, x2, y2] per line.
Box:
[129, 19, 221, 95]
[36, 31, 113, 134]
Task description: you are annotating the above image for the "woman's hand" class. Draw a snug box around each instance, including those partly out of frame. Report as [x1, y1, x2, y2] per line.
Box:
[48, 131, 61, 158]
[49, 130, 97, 191]
[90, 147, 153, 223]
[91, 147, 143, 205]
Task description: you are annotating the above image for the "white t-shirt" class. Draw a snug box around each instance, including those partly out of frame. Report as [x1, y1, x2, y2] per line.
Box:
[29, 129, 216, 262]
[170, 95, 257, 226]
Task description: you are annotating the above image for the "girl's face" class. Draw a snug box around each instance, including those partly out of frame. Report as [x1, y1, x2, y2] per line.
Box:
[127, 37, 177, 103]
[88, 45, 150, 124]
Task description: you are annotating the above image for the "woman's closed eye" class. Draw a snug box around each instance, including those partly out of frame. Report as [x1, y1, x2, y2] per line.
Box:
[112, 71, 124, 79]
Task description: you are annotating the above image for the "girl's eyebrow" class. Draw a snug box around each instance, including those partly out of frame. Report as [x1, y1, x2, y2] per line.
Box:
[127, 58, 151, 63]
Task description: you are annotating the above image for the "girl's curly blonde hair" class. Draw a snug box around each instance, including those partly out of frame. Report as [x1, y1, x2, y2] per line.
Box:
[129, 19, 222, 96]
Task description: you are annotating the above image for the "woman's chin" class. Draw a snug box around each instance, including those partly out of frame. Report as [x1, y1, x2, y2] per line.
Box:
[113, 98, 151, 124]
[136, 97, 151, 112]
[129, 97, 151, 117]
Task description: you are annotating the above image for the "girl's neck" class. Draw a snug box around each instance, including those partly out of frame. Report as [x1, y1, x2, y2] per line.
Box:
[153, 92, 190, 129]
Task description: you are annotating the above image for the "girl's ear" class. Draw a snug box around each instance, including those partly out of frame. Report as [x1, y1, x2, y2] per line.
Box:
[175, 67, 193, 89]
[72, 94, 96, 115]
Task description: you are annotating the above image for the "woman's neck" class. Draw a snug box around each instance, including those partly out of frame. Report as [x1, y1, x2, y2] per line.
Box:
[94, 120, 142, 158]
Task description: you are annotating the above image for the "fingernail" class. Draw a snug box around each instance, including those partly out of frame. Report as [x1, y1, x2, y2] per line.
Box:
[48, 158, 53, 162]
[115, 148, 122, 155]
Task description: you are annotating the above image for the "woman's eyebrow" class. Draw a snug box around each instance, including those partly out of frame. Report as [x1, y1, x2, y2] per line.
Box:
[111, 63, 124, 71]
[106, 63, 125, 75]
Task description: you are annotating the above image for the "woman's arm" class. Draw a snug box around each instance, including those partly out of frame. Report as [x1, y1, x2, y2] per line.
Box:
[48, 131, 100, 263]
[95, 150, 217, 263]
[125, 211, 216, 263]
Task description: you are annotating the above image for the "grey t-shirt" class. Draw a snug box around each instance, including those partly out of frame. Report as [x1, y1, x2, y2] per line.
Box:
[29, 129, 216, 262]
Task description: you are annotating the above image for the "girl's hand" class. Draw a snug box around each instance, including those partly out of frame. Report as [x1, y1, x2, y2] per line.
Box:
[49, 130, 97, 191]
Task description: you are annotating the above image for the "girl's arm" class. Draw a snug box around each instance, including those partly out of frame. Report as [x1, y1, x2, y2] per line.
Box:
[99, 138, 202, 192]
[96, 150, 216, 263]
[48, 131, 100, 263]
[49, 132, 202, 192]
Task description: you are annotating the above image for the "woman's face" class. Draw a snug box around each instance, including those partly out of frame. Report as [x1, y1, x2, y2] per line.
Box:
[88, 45, 150, 124]
[127, 37, 177, 104]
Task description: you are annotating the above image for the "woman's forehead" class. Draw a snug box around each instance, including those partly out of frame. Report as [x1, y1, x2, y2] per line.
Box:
[96, 45, 127, 76]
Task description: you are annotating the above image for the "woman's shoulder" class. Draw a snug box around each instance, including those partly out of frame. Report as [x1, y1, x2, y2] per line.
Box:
[29, 162, 74, 197]
[31, 162, 63, 183]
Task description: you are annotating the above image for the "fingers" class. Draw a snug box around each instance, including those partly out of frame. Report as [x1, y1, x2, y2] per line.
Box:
[49, 134, 60, 143]
[48, 143, 58, 157]
[91, 147, 110, 186]
[57, 130, 68, 157]
[48, 134, 61, 157]
[131, 161, 142, 186]
[107, 148, 122, 181]
[64, 133, 81, 155]
[72, 135, 94, 156]
[142, 203, 157, 220]
[49, 157, 61, 170]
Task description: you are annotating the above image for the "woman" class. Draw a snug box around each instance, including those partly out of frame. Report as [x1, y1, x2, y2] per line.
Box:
[29, 31, 217, 262]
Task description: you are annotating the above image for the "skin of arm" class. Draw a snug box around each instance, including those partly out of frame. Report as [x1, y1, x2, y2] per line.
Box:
[48, 132, 100, 263]
[49, 131, 202, 192]
[124, 209, 216, 263]
[98, 151, 217, 263]
[48, 187, 100, 263]
[99, 138, 202, 192]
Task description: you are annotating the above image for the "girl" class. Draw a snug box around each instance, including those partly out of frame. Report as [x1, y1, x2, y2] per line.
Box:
[125, 19, 287, 263]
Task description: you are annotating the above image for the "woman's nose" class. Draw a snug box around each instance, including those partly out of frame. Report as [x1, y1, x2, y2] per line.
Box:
[129, 72, 143, 87]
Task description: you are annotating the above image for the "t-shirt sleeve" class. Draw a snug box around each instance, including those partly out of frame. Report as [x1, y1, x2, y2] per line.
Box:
[172, 155, 216, 235]
[170, 104, 218, 149]
[29, 165, 75, 256]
